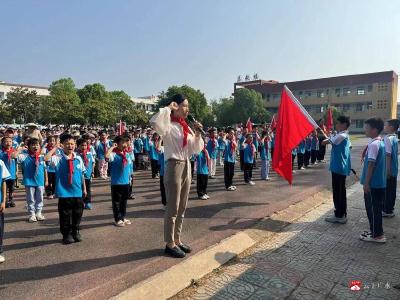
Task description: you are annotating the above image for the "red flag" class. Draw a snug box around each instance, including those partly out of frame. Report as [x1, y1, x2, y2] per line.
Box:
[272, 86, 318, 184]
[270, 114, 277, 130]
[246, 117, 253, 132]
[325, 107, 333, 133]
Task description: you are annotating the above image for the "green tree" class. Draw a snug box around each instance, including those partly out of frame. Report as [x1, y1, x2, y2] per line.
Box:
[77, 83, 109, 103]
[322, 106, 340, 126]
[0, 103, 13, 124]
[4, 87, 41, 123]
[157, 85, 209, 121]
[83, 98, 115, 126]
[45, 78, 84, 125]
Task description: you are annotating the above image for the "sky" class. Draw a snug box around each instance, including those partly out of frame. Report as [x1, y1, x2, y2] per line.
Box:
[1, 0, 400, 100]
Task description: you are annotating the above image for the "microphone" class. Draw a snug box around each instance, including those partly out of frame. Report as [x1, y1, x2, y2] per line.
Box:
[187, 115, 206, 136]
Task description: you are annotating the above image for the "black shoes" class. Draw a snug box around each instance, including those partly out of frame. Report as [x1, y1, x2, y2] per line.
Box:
[72, 231, 82, 242]
[62, 234, 75, 245]
[165, 246, 186, 258]
[6, 201, 15, 208]
[178, 243, 192, 253]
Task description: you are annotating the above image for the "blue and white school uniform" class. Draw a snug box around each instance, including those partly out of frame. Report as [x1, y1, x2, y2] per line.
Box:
[243, 143, 255, 183]
[0, 160, 10, 254]
[196, 150, 210, 197]
[224, 140, 236, 189]
[206, 138, 218, 177]
[260, 140, 271, 180]
[18, 152, 46, 215]
[383, 134, 399, 214]
[217, 137, 226, 166]
[360, 137, 386, 237]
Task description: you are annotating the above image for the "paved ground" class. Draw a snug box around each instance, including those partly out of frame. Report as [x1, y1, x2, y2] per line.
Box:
[172, 179, 400, 300]
[0, 139, 364, 300]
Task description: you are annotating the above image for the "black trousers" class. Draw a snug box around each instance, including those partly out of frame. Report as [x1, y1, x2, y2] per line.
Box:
[224, 162, 235, 188]
[160, 176, 166, 205]
[364, 188, 384, 237]
[197, 174, 208, 197]
[297, 153, 304, 169]
[311, 150, 317, 164]
[151, 159, 160, 178]
[317, 144, 326, 161]
[244, 163, 253, 182]
[58, 197, 84, 237]
[332, 172, 347, 218]
[111, 184, 130, 222]
[190, 160, 195, 179]
[6, 179, 15, 200]
[239, 150, 244, 171]
[46, 172, 56, 196]
[384, 176, 397, 214]
[83, 179, 92, 204]
[304, 151, 311, 167]
[0, 212, 4, 254]
[134, 153, 140, 170]
[292, 154, 296, 169]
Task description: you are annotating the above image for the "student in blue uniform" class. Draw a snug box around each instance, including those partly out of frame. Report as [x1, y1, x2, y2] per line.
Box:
[243, 134, 256, 186]
[45, 134, 87, 245]
[44, 135, 61, 199]
[106, 135, 134, 227]
[383, 119, 399, 217]
[310, 131, 319, 165]
[158, 144, 166, 206]
[0, 159, 10, 264]
[148, 132, 160, 179]
[17, 138, 47, 223]
[217, 130, 226, 166]
[224, 128, 237, 191]
[0, 137, 17, 208]
[304, 135, 312, 168]
[196, 145, 210, 200]
[95, 131, 111, 179]
[297, 140, 306, 170]
[260, 131, 271, 181]
[206, 129, 218, 178]
[359, 118, 386, 243]
[76, 138, 95, 210]
[238, 128, 247, 171]
[251, 126, 260, 168]
[292, 148, 297, 173]
[133, 130, 143, 170]
[322, 116, 351, 224]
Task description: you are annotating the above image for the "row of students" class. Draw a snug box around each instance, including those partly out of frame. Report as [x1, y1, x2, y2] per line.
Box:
[322, 116, 399, 244]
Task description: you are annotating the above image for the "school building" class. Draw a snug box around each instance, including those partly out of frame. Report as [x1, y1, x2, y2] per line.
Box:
[234, 71, 398, 132]
[0, 80, 50, 100]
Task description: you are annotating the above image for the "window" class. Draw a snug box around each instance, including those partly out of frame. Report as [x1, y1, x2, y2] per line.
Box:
[343, 104, 350, 112]
[317, 90, 325, 98]
[343, 88, 351, 95]
[305, 91, 312, 97]
[266, 93, 271, 102]
[377, 83, 388, 91]
[367, 85, 373, 92]
[356, 103, 363, 112]
[357, 87, 365, 95]
[335, 88, 341, 96]
[356, 120, 364, 128]
[320, 106, 324, 113]
[298, 91, 303, 96]
[377, 100, 388, 109]
[272, 94, 278, 100]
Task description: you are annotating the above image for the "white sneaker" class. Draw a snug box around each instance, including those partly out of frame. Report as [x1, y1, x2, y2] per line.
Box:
[205, 194, 210, 199]
[292, 170, 296, 174]
[249, 181, 255, 186]
[123, 219, 132, 225]
[227, 186, 235, 191]
[36, 213, 45, 221]
[0, 255, 5, 263]
[300, 167, 305, 170]
[360, 233, 386, 243]
[115, 220, 125, 227]
[29, 215, 37, 223]
[48, 195, 54, 199]
[232, 186, 237, 190]
[199, 195, 208, 200]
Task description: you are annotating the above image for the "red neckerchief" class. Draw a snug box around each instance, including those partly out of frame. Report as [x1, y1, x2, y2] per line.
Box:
[28, 149, 40, 175]
[102, 140, 108, 153]
[210, 138, 216, 151]
[2, 147, 13, 164]
[171, 115, 189, 148]
[247, 141, 255, 158]
[64, 153, 75, 185]
[78, 149, 89, 167]
[113, 148, 127, 166]
[203, 146, 210, 166]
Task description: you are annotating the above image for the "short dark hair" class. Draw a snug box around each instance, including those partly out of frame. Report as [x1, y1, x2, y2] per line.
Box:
[76, 138, 88, 147]
[336, 115, 350, 128]
[365, 118, 384, 133]
[386, 119, 400, 131]
[170, 94, 187, 105]
[114, 135, 129, 144]
[60, 134, 74, 144]
[246, 133, 253, 139]
[27, 138, 40, 147]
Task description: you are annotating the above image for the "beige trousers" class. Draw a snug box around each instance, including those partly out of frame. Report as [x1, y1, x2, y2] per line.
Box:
[164, 159, 191, 244]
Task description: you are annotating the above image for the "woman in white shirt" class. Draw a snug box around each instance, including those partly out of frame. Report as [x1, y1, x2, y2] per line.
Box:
[150, 94, 204, 258]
